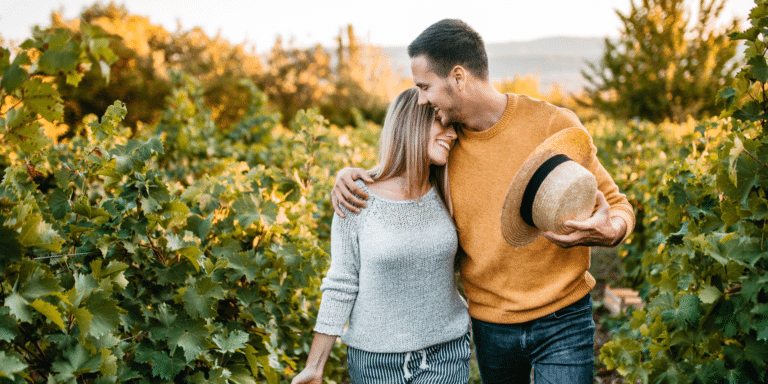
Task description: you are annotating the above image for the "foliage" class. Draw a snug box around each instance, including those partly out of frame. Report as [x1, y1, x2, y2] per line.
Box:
[43, 3, 405, 132]
[51, 2, 263, 133]
[598, 2, 768, 382]
[589, 117, 699, 289]
[581, 0, 742, 123]
[0, 24, 380, 383]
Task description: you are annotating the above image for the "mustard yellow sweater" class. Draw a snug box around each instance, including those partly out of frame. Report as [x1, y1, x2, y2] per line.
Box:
[449, 94, 635, 324]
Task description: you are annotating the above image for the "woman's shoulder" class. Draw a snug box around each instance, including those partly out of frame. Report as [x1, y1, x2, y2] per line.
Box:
[334, 179, 374, 220]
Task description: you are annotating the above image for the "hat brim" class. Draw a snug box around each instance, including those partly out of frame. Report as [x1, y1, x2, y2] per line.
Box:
[500, 127, 595, 247]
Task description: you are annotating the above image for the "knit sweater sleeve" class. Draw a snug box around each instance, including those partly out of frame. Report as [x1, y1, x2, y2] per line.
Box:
[314, 206, 361, 336]
[550, 109, 636, 242]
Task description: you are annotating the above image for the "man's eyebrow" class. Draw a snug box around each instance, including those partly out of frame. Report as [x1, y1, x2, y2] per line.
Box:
[414, 82, 427, 88]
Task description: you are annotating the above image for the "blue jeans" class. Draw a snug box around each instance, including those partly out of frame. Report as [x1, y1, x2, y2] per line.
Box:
[471, 294, 595, 384]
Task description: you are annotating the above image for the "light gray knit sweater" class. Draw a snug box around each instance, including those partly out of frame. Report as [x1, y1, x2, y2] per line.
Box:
[315, 181, 470, 353]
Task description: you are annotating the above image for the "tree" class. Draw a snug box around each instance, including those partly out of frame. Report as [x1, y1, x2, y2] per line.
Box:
[321, 25, 408, 126]
[581, 0, 742, 122]
[51, 2, 265, 134]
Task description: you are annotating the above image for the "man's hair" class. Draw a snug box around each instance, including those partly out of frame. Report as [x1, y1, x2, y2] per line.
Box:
[408, 19, 489, 80]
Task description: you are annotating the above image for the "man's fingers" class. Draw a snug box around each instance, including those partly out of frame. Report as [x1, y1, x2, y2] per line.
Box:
[339, 195, 362, 214]
[332, 187, 361, 214]
[563, 191, 610, 230]
[563, 218, 595, 231]
[542, 231, 578, 248]
[342, 176, 369, 201]
[338, 183, 367, 208]
[596, 190, 608, 206]
[355, 169, 374, 183]
[331, 193, 345, 218]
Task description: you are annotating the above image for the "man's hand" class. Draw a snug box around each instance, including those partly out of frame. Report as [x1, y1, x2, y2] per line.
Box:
[331, 167, 373, 217]
[543, 191, 627, 248]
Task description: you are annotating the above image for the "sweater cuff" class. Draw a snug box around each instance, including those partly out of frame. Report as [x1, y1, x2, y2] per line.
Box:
[313, 292, 355, 337]
[609, 207, 635, 245]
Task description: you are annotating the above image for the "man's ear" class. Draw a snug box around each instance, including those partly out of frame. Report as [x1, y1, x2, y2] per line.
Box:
[450, 65, 467, 92]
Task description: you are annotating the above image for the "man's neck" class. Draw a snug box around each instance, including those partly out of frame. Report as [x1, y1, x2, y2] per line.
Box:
[461, 85, 508, 132]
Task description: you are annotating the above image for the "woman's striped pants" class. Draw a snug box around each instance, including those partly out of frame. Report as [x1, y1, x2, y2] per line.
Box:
[346, 332, 471, 384]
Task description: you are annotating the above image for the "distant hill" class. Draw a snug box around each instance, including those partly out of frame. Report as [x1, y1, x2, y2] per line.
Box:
[381, 36, 607, 94]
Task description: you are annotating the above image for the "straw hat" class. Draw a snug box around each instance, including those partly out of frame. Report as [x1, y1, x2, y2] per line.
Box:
[500, 128, 597, 247]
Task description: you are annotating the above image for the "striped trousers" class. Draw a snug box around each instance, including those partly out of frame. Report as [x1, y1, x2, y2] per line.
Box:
[346, 332, 471, 384]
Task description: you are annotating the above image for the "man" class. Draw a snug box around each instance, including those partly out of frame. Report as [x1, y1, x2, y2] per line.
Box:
[332, 19, 634, 383]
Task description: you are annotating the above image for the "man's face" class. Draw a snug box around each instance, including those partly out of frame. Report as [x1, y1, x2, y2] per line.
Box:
[411, 55, 461, 126]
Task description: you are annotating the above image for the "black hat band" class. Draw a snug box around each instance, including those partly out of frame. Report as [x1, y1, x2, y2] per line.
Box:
[520, 154, 572, 228]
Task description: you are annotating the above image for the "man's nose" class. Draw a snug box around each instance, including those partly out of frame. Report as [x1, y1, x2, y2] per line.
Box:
[417, 91, 428, 106]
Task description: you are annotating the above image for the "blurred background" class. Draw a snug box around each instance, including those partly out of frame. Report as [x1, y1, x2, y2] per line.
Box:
[1, 1, 766, 383]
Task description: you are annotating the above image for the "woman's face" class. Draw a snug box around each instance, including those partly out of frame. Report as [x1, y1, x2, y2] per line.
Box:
[427, 118, 457, 166]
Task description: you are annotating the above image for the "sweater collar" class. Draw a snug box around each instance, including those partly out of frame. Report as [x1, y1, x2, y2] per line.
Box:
[459, 93, 516, 141]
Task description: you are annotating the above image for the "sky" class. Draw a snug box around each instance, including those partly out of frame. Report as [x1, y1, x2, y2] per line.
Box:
[0, 0, 758, 51]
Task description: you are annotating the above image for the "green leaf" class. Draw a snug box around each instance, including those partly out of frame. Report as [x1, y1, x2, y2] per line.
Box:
[0, 351, 27, 378]
[22, 77, 64, 121]
[744, 339, 768, 371]
[697, 284, 722, 304]
[718, 87, 737, 110]
[182, 276, 224, 319]
[0, 47, 10, 74]
[716, 300, 739, 337]
[244, 344, 260, 377]
[72, 197, 111, 223]
[51, 343, 102, 378]
[98, 348, 117, 376]
[5, 261, 63, 323]
[30, 298, 65, 330]
[177, 246, 202, 272]
[0, 224, 23, 268]
[212, 330, 249, 353]
[90, 259, 128, 280]
[72, 306, 93, 337]
[167, 319, 209, 362]
[1, 52, 30, 94]
[756, 317, 768, 341]
[49, 188, 71, 220]
[55, 167, 75, 188]
[38, 40, 79, 75]
[0, 308, 19, 342]
[257, 355, 278, 384]
[161, 199, 189, 229]
[155, 303, 177, 327]
[84, 292, 124, 337]
[225, 250, 260, 282]
[140, 195, 162, 215]
[4, 292, 33, 323]
[748, 55, 768, 82]
[660, 293, 702, 329]
[17, 214, 65, 252]
[150, 351, 186, 380]
[90, 101, 127, 140]
[68, 272, 98, 307]
[5, 119, 52, 154]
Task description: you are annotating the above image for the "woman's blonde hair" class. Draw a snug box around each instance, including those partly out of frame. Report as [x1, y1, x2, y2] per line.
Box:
[369, 87, 452, 211]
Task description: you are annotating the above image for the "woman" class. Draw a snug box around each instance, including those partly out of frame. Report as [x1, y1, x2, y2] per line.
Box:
[291, 87, 470, 384]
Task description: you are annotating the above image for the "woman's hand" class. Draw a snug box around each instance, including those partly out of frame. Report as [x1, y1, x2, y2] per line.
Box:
[289, 333, 338, 384]
[332, 167, 372, 217]
[290, 367, 324, 384]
